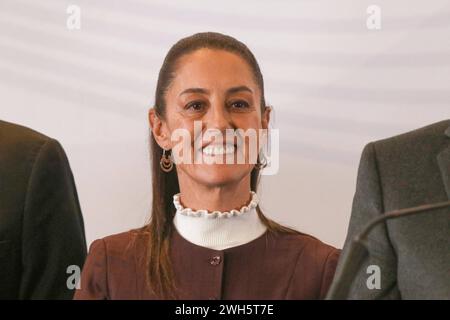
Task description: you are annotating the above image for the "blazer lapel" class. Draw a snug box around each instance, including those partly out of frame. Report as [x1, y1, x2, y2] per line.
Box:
[437, 125, 450, 199]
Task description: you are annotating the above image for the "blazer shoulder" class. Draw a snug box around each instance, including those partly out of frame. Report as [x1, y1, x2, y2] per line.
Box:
[271, 230, 340, 262]
[0, 120, 51, 145]
[0, 120, 60, 168]
[95, 229, 148, 261]
[355, 120, 449, 168]
[373, 119, 449, 150]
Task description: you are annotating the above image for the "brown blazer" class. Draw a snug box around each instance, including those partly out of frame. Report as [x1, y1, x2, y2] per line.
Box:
[74, 227, 340, 300]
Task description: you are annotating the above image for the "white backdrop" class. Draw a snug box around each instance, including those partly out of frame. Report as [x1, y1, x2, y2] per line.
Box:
[1, 0, 449, 248]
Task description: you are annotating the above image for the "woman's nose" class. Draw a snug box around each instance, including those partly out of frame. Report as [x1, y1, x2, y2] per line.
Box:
[204, 104, 233, 131]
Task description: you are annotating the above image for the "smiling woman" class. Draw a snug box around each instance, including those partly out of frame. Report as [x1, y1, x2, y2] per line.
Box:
[74, 32, 340, 300]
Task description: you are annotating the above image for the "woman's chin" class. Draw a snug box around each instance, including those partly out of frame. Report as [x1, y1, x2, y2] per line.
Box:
[191, 163, 252, 187]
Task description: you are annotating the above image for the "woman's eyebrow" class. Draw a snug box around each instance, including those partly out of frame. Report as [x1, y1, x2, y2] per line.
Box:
[179, 88, 209, 96]
[227, 86, 253, 95]
[179, 85, 252, 97]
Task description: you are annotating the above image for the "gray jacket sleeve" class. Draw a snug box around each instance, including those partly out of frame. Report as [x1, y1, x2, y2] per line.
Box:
[333, 142, 401, 299]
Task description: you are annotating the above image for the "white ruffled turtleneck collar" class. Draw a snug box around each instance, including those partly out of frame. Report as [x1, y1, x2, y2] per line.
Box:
[172, 191, 268, 250]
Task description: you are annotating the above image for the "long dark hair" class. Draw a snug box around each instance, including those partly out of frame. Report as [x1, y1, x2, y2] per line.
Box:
[144, 32, 301, 299]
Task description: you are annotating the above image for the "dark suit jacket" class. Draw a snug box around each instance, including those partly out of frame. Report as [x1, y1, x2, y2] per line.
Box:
[330, 119, 450, 299]
[74, 227, 340, 300]
[0, 120, 87, 299]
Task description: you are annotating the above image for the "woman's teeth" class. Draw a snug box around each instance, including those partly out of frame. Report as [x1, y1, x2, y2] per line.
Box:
[202, 144, 235, 156]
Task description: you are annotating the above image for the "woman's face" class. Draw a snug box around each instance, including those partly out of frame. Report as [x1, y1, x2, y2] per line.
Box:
[153, 48, 270, 188]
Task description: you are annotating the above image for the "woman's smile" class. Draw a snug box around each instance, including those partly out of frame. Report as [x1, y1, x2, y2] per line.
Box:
[201, 143, 235, 156]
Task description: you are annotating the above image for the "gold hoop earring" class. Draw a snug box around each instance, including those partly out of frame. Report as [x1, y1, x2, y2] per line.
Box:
[160, 149, 174, 173]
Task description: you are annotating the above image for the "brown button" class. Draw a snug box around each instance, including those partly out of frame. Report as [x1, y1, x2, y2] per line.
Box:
[210, 255, 221, 266]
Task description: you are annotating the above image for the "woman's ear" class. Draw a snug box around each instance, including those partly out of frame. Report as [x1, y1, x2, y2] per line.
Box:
[149, 108, 171, 149]
[261, 105, 272, 130]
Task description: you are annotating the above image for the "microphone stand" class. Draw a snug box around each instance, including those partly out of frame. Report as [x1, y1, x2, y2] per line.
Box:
[326, 200, 450, 300]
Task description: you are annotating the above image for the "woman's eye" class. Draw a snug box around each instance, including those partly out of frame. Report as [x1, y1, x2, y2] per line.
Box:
[230, 100, 250, 109]
[186, 101, 205, 111]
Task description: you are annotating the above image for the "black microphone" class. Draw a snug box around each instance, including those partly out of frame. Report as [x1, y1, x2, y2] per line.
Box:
[326, 200, 450, 300]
